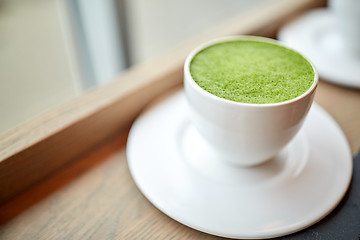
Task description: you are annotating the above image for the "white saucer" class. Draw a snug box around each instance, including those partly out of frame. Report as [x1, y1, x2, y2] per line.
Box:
[278, 9, 360, 89]
[127, 91, 352, 239]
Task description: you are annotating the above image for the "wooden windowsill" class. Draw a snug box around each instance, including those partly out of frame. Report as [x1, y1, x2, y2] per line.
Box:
[3, 0, 360, 239]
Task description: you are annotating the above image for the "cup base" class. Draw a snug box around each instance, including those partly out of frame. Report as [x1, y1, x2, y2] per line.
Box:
[180, 123, 282, 168]
[179, 120, 308, 186]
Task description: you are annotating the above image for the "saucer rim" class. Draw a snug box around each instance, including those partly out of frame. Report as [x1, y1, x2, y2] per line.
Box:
[127, 91, 353, 239]
[278, 8, 360, 89]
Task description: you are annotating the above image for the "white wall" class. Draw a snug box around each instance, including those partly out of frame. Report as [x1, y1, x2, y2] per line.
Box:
[125, 0, 267, 64]
[0, 0, 80, 134]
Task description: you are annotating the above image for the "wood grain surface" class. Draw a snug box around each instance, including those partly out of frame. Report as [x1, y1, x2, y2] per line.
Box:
[315, 81, 360, 154]
[0, 130, 220, 240]
[0, 79, 359, 240]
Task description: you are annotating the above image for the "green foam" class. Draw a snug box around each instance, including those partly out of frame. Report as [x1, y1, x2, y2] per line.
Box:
[190, 40, 315, 104]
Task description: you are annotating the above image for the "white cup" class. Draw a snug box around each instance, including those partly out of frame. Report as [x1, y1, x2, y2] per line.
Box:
[184, 36, 318, 167]
[330, 0, 360, 56]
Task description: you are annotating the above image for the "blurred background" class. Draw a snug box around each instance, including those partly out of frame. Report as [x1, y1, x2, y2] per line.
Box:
[0, 0, 270, 135]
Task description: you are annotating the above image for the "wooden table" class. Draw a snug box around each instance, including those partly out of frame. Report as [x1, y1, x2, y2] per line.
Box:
[2, 0, 360, 238]
[0, 80, 359, 240]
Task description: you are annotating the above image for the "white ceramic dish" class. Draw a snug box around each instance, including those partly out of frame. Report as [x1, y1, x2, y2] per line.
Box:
[127, 91, 352, 239]
[184, 36, 318, 167]
[278, 9, 360, 89]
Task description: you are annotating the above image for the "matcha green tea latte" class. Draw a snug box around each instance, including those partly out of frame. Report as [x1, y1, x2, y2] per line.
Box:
[189, 40, 315, 104]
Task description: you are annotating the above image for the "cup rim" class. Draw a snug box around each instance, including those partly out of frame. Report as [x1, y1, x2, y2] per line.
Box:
[184, 35, 318, 107]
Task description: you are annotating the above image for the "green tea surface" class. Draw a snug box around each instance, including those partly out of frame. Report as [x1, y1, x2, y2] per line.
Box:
[190, 40, 315, 104]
